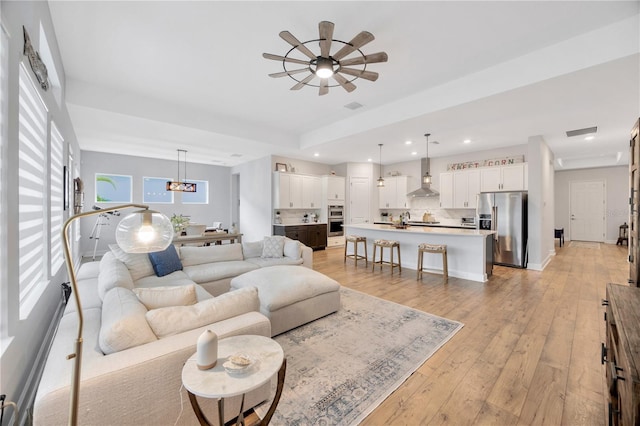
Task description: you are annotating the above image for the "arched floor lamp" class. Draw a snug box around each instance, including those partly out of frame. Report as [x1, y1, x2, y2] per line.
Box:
[61, 204, 174, 425]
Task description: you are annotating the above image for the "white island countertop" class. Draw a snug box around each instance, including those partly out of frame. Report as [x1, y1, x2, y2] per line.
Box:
[344, 223, 495, 282]
[347, 223, 494, 237]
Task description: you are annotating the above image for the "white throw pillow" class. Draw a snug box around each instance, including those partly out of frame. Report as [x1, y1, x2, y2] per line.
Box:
[284, 239, 302, 260]
[145, 287, 259, 338]
[109, 244, 155, 281]
[99, 287, 157, 354]
[262, 236, 285, 258]
[242, 240, 263, 259]
[133, 284, 197, 310]
[179, 244, 244, 267]
[98, 252, 135, 300]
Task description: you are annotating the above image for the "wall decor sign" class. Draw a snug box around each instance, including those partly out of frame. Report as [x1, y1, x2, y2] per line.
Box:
[95, 173, 132, 203]
[447, 155, 524, 171]
[23, 26, 49, 91]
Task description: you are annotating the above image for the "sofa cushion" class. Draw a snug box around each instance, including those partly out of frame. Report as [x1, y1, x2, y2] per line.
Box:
[99, 287, 158, 354]
[180, 244, 244, 267]
[109, 244, 155, 281]
[242, 240, 263, 259]
[98, 252, 135, 300]
[148, 245, 183, 277]
[182, 261, 259, 284]
[262, 236, 285, 258]
[145, 287, 260, 338]
[245, 257, 303, 268]
[284, 239, 302, 260]
[133, 284, 197, 310]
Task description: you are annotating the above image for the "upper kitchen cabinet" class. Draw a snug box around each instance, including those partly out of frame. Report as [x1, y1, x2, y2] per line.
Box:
[322, 175, 345, 203]
[453, 169, 481, 208]
[379, 176, 409, 209]
[302, 175, 322, 208]
[480, 163, 526, 192]
[439, 172, 454, 209]
[273, 172, 321, 209]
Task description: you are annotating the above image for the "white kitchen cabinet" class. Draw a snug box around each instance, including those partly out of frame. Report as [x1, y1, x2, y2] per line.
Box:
[322, 175, 345, 202]
[273, 172, 303, 208]
[302, 175, 322, 208]
[378, 176, 409, 209]
[480, 163, 526, 192]
[439, 172, 454, 209]
[453, 169, 480, 208]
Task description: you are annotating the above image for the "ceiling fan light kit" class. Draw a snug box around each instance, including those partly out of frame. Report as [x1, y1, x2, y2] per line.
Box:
[263, 21, 388, 95]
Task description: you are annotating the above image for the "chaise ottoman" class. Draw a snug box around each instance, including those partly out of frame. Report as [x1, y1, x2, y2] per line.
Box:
[230, 265, 341, 336]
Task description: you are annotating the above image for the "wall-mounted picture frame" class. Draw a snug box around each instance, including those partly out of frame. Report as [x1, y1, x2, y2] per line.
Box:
[276, 163, 288, 172]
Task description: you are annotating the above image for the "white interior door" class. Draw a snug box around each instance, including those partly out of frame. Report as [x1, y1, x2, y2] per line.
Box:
[570, 180, 605, 242]
[349, 177, 370, 224]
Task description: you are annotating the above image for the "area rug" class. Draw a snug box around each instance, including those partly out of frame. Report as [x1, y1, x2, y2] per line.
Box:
[255, 287, 463, 425]
[570, 241, 601, 249]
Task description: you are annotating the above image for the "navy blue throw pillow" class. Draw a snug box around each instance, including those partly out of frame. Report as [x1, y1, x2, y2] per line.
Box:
[148, 245, 183, 277]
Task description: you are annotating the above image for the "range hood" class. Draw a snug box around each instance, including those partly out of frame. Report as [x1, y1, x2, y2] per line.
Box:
[407, 157, 439, 198]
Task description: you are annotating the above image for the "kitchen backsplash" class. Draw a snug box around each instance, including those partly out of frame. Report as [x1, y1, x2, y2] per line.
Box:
[380, 197, 475, 226]
[274, 209, 322, 224]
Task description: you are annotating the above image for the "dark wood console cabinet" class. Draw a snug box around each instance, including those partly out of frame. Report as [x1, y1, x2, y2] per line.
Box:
[603, 283, 640, 426]
[273, 224, 327, 250]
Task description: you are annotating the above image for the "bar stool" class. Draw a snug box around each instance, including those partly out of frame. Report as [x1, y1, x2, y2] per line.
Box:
[417, 243, 448, 283]
[372, 239, 401, 274]
[344, 235, 368, 266]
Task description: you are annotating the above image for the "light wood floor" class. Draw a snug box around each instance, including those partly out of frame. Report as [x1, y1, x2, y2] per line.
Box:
[311, 241, 629, 425]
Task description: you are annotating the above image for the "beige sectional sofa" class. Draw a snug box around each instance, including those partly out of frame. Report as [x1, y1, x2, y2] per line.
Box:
[33, 237, 314, 425]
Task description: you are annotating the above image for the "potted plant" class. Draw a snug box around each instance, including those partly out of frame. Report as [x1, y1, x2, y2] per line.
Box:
[170, 214, 190, 236]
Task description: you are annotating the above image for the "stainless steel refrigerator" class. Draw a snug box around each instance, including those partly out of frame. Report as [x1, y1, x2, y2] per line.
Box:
[477, 191, 528, 268]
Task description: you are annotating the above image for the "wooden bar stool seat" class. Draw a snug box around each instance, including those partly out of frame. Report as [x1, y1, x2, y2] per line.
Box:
[344, 235, 368, 266]
[372, 239, 401, 274]
[417, 243, 448, 283]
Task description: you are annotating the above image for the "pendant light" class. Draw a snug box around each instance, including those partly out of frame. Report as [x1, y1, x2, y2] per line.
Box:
[422, 133, 432, 185]
[166, 149, 197, 192]
[377, 143, 385, 188]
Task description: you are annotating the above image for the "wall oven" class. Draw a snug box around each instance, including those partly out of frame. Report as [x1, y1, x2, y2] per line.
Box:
[328, 205, 344, 236]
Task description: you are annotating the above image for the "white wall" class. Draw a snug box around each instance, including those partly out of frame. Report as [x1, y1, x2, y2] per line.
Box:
[527, 136, 555, 270]
[1, 0, 81, 419]
[80, 151, 232, 256]
[555, 166, 628, 243]
[231, 156, 273, 241]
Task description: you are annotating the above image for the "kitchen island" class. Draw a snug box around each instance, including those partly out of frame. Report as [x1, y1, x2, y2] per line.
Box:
[344, 224, 495, 282]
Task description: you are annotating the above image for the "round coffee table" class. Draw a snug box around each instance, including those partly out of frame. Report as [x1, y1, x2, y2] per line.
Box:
[182, 335, 284, 426]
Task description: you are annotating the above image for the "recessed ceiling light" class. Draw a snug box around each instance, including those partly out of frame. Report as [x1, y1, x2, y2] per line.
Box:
[230, 153, 242, 157]
[405, 140, 412, 145]
[367, 158, 372, 162]
[463, 139, 471, 144]
[584, 135, 595, 141]
[411, 151, 417, 156]
[314, 152, 319, 157]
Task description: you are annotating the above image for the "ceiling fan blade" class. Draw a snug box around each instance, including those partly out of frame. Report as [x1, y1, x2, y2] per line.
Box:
[339, 67, 379, 81]
[269, 68, 309, 78]
[332, 73, 356, 93]
[340, 52, 388, 67]
[263, 53, 310, 66]
[319, 78, 329, 96]
[319, 21, 334, 58]
[290, 74, 316, 90]
[332, 31, 375, 60]
[279, 31, 317, 60]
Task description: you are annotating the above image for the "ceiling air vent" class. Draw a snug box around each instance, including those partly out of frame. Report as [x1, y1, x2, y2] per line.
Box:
[566, 126, 597, 138]
[344, 102, 364, 110]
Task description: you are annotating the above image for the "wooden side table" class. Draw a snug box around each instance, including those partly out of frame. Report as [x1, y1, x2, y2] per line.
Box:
[182, 335, 284, 426]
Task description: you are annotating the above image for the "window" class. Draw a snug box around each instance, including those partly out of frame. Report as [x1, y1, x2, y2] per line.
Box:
[18, 64, 49, 316]
[143, 177, 174, 204]
[181, 179, 209, 204]
[1, 22, 8, 340]
[50, 122, 64, 274]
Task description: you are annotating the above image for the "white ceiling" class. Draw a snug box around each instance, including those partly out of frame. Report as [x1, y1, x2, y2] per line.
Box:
[47, 1, 640, 169]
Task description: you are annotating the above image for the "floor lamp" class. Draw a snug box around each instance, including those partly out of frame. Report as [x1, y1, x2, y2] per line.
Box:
[61, 204, 174, 426]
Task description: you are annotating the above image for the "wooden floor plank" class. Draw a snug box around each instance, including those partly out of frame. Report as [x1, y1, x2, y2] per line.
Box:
[311, 243, 628, 424]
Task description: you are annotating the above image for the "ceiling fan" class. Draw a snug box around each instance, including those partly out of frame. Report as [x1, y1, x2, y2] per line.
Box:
[262, 21, 388, 96]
